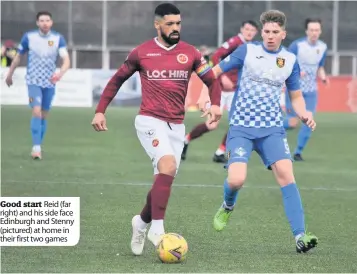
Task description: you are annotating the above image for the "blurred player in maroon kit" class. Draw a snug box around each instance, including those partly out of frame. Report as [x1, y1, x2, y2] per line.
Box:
[181, 20, 259, 163]
[91, 3, 222, 256]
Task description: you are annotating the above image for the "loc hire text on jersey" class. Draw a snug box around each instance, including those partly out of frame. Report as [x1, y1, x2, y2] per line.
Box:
[147, 69, 189, 79]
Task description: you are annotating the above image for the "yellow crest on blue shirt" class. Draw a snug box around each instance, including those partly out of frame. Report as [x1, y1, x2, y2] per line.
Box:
[276, 57, 285, 68]
[48, 41, 54, 47]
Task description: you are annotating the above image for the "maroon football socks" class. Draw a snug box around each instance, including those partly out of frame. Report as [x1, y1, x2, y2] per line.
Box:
[140, 173, 174, 223]
[186, 123, 209, 142]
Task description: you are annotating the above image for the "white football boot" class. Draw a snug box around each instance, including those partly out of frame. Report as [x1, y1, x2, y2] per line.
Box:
[130, 215, 147, 255]
[147, 229, 164, 247]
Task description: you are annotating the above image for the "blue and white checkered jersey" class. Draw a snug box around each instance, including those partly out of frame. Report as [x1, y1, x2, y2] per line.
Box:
[289, 37, 327, 93]
[219, 42, 300, 128]
[17, 30, 68, 88]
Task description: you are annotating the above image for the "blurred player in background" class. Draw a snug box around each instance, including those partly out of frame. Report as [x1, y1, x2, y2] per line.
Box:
[91, 3, 222, 256]
[1, 40, 17, 67]
[199, 45, 213, 65]
[283, 18, 328, 161]
[5, 11, 70, 160]
[210, 10, 318, 253]
[181, 20, 259, 163]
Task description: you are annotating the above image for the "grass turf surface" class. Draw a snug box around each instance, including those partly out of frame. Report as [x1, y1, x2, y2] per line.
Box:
[1, 106, 357, 273]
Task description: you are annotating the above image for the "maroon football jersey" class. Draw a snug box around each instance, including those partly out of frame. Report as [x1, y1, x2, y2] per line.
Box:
[211, 34, 245, 92]
[96, 38, 220, 123]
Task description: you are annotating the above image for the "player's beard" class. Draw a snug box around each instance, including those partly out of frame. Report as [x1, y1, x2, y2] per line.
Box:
[161, 30, 180, 46]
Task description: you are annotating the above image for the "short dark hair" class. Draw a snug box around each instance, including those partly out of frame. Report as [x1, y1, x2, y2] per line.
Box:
[241, 20, 259, 30]
[36, 11, 52, 20]
[305, 18, 322, 30]
[154, 3, 180, 18]
[260, 10, 287, 29]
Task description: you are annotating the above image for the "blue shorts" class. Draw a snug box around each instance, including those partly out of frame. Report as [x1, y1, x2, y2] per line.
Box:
[28, 85, 55, 111]
[285, 92, 317, 118]
[226, 126, 292, 170]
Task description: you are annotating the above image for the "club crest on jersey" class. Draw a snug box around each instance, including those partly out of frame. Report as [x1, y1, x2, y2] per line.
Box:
[177, 54, 188, 64]
[316, 49, 320, 54]
[152, 139, 159, 147]
[48, 41, 54, 47]
[276, 57, 285, 68]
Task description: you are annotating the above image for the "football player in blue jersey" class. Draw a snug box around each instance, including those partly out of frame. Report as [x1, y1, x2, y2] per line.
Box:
[207, 10, 318, 253]
[5, 11, 70, 160]
[283, 18, 329, 161]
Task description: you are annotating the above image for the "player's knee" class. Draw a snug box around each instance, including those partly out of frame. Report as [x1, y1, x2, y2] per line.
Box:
[227, 163, 247, 189]
[205, 120, 219, 130]
[271, 159, 295, 187]
[157, 155, 177, 176]
[41, 110, 49, 119]
[32, 107, 42, 118]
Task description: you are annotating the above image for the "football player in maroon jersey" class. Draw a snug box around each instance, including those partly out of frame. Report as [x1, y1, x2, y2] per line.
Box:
[91, 3, 222, 256]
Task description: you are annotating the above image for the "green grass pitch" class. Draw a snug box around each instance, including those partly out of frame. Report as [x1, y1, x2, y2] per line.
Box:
[1, 106, 357, 272]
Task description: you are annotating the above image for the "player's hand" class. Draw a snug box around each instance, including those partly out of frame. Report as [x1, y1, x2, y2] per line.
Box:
[5, 74, 13, 87]
[196, 95, 211, 113]
[91, 113, 108, 132]
[322, 77, 330, 86]
[300, 71, 306, 78]
[300, 111, 316, 131]
[50, 72, 62, 84]
[201, 105, 222, 124]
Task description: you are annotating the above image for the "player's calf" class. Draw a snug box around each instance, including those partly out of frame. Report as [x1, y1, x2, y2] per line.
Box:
[147, 155, 176, 246]
[271, 160, 318, 252]
[30, 106, 43, 159]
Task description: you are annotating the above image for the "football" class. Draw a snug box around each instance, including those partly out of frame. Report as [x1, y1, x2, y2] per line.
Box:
[156, 233, 188, 263]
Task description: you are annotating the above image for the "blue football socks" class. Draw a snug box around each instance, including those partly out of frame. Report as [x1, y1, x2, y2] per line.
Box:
[281, 183, 305, 237]
[223, 179, 239, 208]
[41, 119, 47, 143]
[294, 124, 312, 155]
[31, 117, 42, 146]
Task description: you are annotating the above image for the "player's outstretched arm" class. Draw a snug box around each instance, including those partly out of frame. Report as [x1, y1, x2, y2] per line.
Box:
[92, 48, 139, 132]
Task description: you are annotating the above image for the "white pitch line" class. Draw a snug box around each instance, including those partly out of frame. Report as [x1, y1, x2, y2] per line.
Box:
[2, 180, 357, 192]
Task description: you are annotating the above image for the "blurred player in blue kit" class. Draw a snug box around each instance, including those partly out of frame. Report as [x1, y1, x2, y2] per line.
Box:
[209, 10, 318, 253]
[284, 18, 329, 161]
[5, 11, 70, 160]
